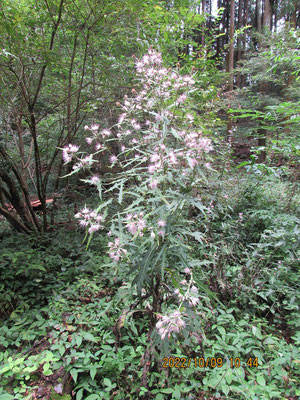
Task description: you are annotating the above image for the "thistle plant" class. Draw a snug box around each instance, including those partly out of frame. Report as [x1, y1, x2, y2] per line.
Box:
[62, 48, 214, 343]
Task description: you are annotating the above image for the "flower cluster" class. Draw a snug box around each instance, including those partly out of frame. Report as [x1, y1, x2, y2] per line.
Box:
[75, 207, 104, 233]
[174, 284, 199, 307]
[156, 311, 186, 340]
[84, 124, 112, 150]
[62, 144, 79, 163]
[125, 212, 146, 236]
[112, 48, 213, 183]
[108, 238, 127, 262]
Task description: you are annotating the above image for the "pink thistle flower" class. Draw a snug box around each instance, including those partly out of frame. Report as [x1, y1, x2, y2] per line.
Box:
[189, 297, 199, 306]
[110, 155, 118, 164]
[127, 222, 138, 235]
[190, 286, 198, 294]
[90, 176, 100, 184]
[89, 224, 100, 233]
[79, 220, 89, 227]
[118, 113, 127, 124]
[156, 311, 186, 340]
[148, 165, 156, 174]
[149, 179, 158, 189]
[62, 151, 72, 163]
[102, 129, 111, 137]
[150, 154, 160, 163]
[169, 151, 177, 165]
[177, 93, 187, 104]
[157, 220, 166, 227]
[69, 144, 79, 153]
[198, 138, 213, 153]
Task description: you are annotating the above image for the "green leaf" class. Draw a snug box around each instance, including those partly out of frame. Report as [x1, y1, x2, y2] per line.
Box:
[225, 370, 233, 385]
[70, 368, 78, 383]
[256, 374, 266, 386]
[103, 377, 112, 387]
[85, 395, 100, 400]
[221, 384, 230, 396]
[0, 394, 14, 400]
[90, 365, 97, 380]
[161, 388, 173, 394]
[82, 332, 97, 342]
[76, 336, 83, 347]
[217, 326, 226, 337]
[173, 386, 181, 399]
[252, 326, 262, 339]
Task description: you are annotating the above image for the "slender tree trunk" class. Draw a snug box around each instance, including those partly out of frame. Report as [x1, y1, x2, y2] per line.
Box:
[201, 0, 206, 47]
[226, 0, 235, 139]
[257, 0, 272, 163]
[274, 0, 278, 31]
[241, 0, 249, 87]
[236, 0, 243, 87]
[263, 0, 272, 30]
[256, 0, 262, 32]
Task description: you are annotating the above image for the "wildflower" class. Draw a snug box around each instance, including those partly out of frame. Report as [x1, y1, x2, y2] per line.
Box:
[108, 237, 127, 262]
[110, 155, 118, 164]
[102, 129, 111, 137]
[169, 151, 177, 165]
[95, 143, 103, 151]
[118, 113, 127, 124]
[149, 179, 158, 189]
[90, 176, 100, 185]
[89, 224, 101, 233]
[186, 113, 194, 122]
[62, 144, 79, 163]
[184, 267, 191, 274]
[91, 124, 99, 131]
[189, 297, 199, 307]
[148, 165, 156, 174]
[156, 311, 186, 340]
[177, 93, 187, 104]
[190, 286, 198, 294]
[157, 220, 166, 227]
[126, 213, 146, 235]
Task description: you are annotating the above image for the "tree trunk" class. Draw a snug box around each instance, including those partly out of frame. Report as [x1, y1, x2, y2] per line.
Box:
[256, 0, 262, 32]
[263, 0, 272, 30]
[226, 0, 235, 140]
[257, 0, 272, 163]
[236, 0, 243, 87]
